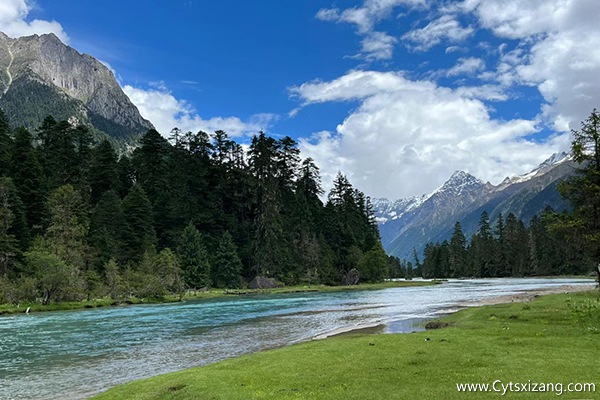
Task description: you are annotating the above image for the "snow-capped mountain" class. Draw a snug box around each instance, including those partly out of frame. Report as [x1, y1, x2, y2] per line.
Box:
[497, 152, 570, 188]
[375, 153, 575, 260]
[372, 195, 428, 224]
[375, 170, 489, 225]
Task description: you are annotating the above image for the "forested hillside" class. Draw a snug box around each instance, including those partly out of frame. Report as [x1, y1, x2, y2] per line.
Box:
[0, 110, 388, 305]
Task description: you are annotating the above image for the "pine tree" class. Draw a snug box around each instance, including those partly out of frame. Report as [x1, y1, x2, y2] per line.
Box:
[493, 213, 506, 276]
[0, 108, 13, 177]
[449, 221, 467, 277]
[212, 231, 243, 288]
[154, 248, 185, 299]
[38, 118, 78, 189]
[471, 211, 495, 277]
[558, 109, 600, 282]
[132, 129, 172, 246]
[11, 127, 47, 235]
[45, 184, 89, 270]
[122, 185, 156, 263]
[89, 190, 127, 268]
[249, 132, 289, 278]
[504, 213, 530, 276]
[104, 258, 124, 299]
[0, 177, 28, 252]
[117, 155, 135, 198]
[89, 139, 119, 204]
[176, 222, 211, 288]
[0, 178, 19, 277]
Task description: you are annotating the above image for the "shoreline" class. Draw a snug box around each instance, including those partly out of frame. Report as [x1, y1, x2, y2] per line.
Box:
[458, 283, 596, 306]
[0, 280, 438, 316]
[315, 283, 597, 338]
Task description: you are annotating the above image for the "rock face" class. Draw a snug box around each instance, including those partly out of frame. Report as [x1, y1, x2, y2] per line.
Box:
[0, 32, 153, 141]
[342, 268, 360, 286]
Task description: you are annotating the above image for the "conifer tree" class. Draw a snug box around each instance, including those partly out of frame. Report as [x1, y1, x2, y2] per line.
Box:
[558, 109, 600, 282]
[11, 127, 47, 235]
[0, 109, 12, 177]
[0, 178, 19, 277]
[449, 221, 467, 277]
[504, 213, 529, 276]
[470, 211, 494, 277]
[89, 190, 127, 268]
[249, 132, 288, 278]
[89, 140, 119, 204]
[212, 231, 243, 288]
[122, 185, 156, 263]
[176, 222, 211, 288]
[154, 248, 185, 299]
[45, 184, 89, 270]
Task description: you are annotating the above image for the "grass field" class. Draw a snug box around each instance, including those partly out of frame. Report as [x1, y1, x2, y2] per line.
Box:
[0, 280, 438, 315]
[92, 290, 600, 400]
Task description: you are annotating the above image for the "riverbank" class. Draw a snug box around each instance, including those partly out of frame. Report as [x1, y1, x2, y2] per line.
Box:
[0, 280, 439, 316]
[92, 287, 599, 400]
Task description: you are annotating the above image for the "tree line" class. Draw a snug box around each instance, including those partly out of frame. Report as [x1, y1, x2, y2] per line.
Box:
[412, 110, 600, 280]
[412, 209, 594, 279]
[0, 110, 389, 305]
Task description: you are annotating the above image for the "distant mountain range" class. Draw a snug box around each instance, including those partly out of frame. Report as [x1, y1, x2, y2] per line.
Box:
[373, 152, 575, 260]
[0, 32, 153, 142]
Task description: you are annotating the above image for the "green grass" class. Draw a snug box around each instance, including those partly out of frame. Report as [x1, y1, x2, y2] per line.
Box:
[92, 290, 600, 400]
[0, 280, 437, 315]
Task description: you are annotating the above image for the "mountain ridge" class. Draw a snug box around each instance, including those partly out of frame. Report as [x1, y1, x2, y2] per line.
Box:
[374, 152, 574, 260]
[0, 31, 153, 141]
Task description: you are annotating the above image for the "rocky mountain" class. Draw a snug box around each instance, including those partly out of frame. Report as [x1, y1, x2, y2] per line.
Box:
[0, 32, 153, 141]
[375, 152, 574, 260]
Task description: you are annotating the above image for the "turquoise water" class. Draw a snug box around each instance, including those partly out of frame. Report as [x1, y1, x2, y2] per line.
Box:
[0, 278, 594, 399]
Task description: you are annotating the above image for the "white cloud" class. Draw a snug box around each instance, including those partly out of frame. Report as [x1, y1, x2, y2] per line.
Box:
[316, 0, 427, 60]
[463, 0, 600, 130]
[446, 57, 485, 77]
[402, 15, 474, 51]
[359, 31, 398, 60]
[293, 70, 567, 198]
[462, 0, 571, 39]
[0, 1, 263, 141]
[123, 84, 275, 138]
[0, 0, 68, 42]
[317, 0, 426, 33]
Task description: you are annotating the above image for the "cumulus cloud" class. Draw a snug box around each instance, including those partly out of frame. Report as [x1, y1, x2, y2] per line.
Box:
[292, 70, 567, 198]
[402, 15, 474, 51]
[123, 83, 275, 137]
[464, 0, 600, 130]
[0, 0, 68, 42]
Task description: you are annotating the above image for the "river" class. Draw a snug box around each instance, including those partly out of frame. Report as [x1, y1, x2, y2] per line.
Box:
[0, 278, 594, 399]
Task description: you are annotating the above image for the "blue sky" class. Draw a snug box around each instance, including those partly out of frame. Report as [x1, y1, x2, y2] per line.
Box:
[2, 0, 600, 199]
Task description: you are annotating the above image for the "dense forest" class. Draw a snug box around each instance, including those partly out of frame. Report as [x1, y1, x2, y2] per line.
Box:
[408, 110, 600, 280]
[400, 208, 594, 279]
[0, 110, 388, 305]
